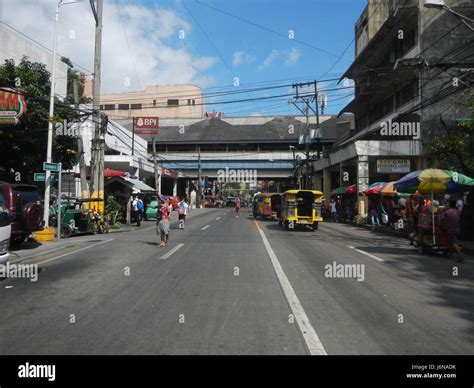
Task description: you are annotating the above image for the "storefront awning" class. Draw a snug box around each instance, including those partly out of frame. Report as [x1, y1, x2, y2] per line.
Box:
[122, 177, 157, 194]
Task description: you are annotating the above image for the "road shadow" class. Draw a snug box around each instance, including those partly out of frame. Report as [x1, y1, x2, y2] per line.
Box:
[138, 241, 161, 247]
[10, 240, 42, 251]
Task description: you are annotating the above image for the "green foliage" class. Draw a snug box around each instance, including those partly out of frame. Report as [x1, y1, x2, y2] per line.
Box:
[425, 90, 474, 176]
[105, 197, 122, 215]
[0, 57, 79, 184]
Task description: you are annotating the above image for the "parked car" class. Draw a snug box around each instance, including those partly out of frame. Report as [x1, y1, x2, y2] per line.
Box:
[0, 189, 11, 265]
[0, 182, 44, 245]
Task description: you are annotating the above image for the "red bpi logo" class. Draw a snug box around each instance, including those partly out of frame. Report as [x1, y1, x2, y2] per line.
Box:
[134, 116, 158, 128]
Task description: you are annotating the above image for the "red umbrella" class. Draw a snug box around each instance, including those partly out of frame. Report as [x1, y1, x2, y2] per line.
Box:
[74, 168, 126, 178]
[345, 184, 357, 194]
[362, 182, 385, 196]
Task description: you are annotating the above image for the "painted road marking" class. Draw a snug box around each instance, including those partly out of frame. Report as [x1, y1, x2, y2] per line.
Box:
[216, 217, 221, 220]
[348, 246, 385, 262]
[201, 225, 210, 230]
[255, 220, 327, 356]
[34, 239, 115, 266]
[159, 243, 184, 260]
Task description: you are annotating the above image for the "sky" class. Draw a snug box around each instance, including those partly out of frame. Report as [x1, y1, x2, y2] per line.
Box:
[1, 0, 367, 116]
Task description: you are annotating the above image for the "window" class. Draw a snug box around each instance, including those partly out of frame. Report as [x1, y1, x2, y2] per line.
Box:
[187, 99, 191, 105]
[103, 104, 115, 110]
[192, 99, 195, 106]
[167, 99, 179, 106]
[153, 100, 156, 106]
[130, 103, 142, 110]
[118, 104, 129, 110]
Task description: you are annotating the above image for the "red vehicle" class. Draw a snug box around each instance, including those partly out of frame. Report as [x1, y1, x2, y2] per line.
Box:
[163, 196, 180, 210]
[0, 182, 44, 244]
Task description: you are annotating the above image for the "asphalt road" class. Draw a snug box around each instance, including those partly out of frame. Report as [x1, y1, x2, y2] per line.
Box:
[1, 207, 472, 355]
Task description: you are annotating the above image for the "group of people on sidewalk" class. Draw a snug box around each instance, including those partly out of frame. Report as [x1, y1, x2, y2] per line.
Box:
[326, 194, 469, 261]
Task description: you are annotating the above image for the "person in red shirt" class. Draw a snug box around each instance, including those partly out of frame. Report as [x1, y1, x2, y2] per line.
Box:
[157, 200, 170, 247]
[235, 197, 241, 217]
[443, 200, 464, 262]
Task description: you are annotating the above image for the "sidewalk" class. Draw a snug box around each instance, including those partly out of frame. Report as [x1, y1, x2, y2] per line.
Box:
[8, 207, 215, 263]
[338, 219, 474, 255]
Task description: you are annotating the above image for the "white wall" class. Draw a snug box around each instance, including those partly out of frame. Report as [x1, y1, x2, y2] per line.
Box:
[0, 24, 68, 99]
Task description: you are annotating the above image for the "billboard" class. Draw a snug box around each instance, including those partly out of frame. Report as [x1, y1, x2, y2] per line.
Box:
[0, 88, 27, 125]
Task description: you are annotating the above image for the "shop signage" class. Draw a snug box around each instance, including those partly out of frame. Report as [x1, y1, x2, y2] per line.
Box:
[0, 88, 27, 125]
[376, 159, 410, 174]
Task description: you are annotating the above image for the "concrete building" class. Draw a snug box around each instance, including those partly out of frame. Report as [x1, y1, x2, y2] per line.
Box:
[314, 0, 473, 215]
[0, 22, 68, 99]
[84, 84, 205, 120]
[116, 114, 353, 198]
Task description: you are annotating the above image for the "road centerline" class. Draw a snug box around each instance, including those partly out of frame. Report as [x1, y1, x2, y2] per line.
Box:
[201, 225, 210, 230]
[159, 243, 184, 260]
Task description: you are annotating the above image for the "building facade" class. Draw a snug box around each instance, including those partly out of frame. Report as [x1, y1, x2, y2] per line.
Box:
[313, 0, 473, 215]
[84, 84, 205, 120]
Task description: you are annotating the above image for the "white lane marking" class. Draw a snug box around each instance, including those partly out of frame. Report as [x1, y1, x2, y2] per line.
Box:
[5, 286, 14, 289]
[34, 239, 114, 266]
[255, 221, 327, 355]
[159, 243, 184, 260]
[201, 225, 210, 230]
[348, 246, 385, 262]
[216, 217, 221, 220]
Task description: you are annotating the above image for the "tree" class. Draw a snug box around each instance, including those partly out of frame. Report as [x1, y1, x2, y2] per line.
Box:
[0, 57, 79, 184]
[425, 90, 474, 176]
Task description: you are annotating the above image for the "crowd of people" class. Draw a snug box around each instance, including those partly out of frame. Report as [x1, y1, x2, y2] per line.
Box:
[324, 192, 473, 260]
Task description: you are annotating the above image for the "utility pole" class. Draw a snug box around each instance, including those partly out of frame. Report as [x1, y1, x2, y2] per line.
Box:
[152, 136, 161, 194]
[73, 78, 89, 199]
[90, 0, 104, 214]
[197, 146, 202, 206]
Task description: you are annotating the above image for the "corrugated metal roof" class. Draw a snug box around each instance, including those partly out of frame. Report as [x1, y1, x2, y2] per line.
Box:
[123, 177, 156, 193]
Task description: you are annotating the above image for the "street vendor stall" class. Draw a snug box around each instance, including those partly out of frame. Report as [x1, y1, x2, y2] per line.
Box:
[395, 169, 474, 254]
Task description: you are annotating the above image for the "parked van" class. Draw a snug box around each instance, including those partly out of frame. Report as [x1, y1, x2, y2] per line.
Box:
[0, 183, 43, 245]
[0, 188, 11, 265]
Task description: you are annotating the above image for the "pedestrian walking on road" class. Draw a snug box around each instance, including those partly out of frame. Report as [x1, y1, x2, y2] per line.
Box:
[330, 199, 337, 222]
[235, 196, 241, 217]
[157, 200, 170, 247]
[178, 199, 189, 229]
[443, 200, 465, 262]
[131, 195, 139, 225]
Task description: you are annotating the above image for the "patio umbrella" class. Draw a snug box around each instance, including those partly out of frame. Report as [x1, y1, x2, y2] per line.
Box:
[331, 187, 347, 196]
[362, 182, 385, 196]
[395, 169, 474, 194]
[377, 181, 412, 197]
[345, 184, 357, 194]
[395, 169, 474, 244]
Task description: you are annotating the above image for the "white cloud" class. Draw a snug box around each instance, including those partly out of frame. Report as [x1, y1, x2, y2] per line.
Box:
[1, 0, 218, 92]
[232, 51, 255, 66]
[258, 49, 279, 71]
[285, 48, 300, 65]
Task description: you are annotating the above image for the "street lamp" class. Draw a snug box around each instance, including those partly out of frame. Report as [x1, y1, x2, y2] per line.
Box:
[44, 0, 86, 228]
[424, 0, 474, 31]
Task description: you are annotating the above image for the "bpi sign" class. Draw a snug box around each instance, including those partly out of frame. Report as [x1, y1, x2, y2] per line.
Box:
[134, 116, 159, 134]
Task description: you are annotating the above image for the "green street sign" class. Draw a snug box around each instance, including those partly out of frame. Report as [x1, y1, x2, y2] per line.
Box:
[34, 172, 58, 182]
[43, 162, 60, 172]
